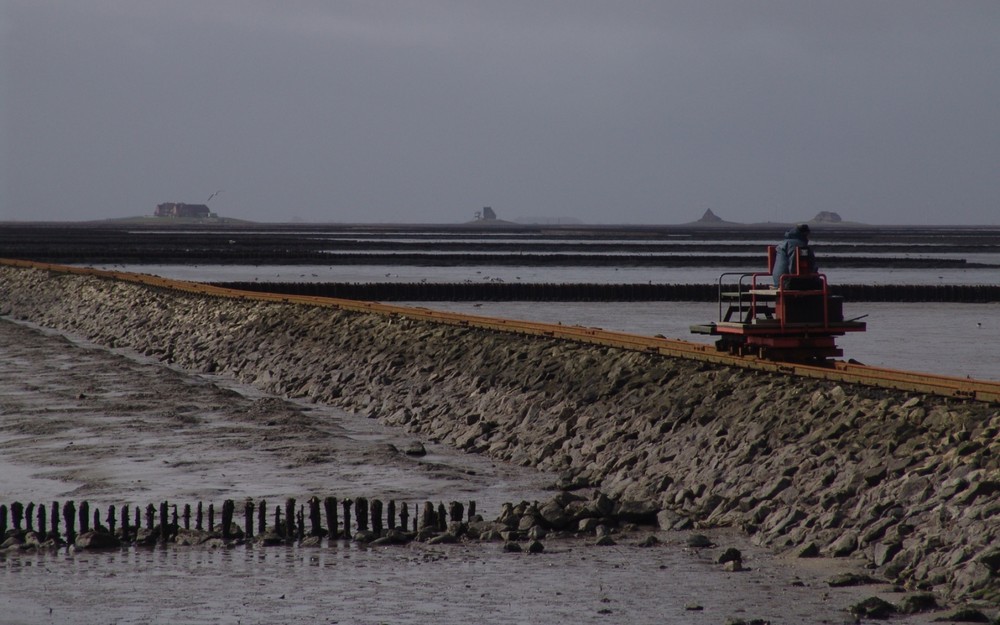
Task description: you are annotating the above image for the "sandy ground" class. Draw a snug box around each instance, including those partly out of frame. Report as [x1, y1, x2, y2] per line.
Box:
[0, 319, 959, 624]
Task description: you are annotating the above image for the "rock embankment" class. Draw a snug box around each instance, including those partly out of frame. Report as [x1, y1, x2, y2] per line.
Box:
[1, 266, 997, 602]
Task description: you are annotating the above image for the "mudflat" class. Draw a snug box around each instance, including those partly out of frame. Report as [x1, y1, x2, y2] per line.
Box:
[0, 319, 955, 625]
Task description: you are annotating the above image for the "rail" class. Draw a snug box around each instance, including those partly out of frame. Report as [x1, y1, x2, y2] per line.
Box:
[3, 258, 998, 403]
[211, 281, 1000, 303]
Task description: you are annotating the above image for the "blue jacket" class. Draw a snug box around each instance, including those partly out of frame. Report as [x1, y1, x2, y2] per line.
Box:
[772, 228, 817, 286]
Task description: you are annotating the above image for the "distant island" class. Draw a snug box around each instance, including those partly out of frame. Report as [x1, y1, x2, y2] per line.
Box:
[689, 208, 855, 227]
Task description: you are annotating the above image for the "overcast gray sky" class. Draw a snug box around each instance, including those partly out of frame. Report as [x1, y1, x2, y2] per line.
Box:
[2, 1, 998, 225]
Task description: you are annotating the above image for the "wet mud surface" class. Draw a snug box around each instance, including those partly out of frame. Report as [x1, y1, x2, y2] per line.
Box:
[0, 319, 960, 624]
[2, 535, 926, 625]
[0, 319, 550, 509]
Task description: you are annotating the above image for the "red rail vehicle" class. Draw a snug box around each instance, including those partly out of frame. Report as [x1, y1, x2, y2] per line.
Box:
[691, 246, 866, 362]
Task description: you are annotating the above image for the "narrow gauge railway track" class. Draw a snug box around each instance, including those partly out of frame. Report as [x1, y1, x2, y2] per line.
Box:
[4, 258, 999, 404]
[214, 281, 1000, 303]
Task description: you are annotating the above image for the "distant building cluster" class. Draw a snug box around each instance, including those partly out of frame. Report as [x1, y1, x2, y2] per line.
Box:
[476, 206, 497, 221]
[155, 202, 213, 218]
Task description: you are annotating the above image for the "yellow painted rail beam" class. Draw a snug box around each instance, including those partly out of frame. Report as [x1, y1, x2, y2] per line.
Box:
[4, 258, 999, 404]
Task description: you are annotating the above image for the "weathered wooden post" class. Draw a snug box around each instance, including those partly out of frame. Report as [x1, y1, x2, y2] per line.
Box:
[387, 500, 396, 530]
[64, 501, 76, 544]
[106, 506, 116, 536]
[273, 505, 281, 536]
[183, 504, 191, 531]
[171, 505, 178, 531]
[341, 499, 352, 539]
[355, 497, 368, 532]
[11, 501, 23, 531]
[134, 507, 140, 533]
[36, 504, 46, 541]
[79, 501, 90, 533]
[421, 502, 436, 530]
[449, 501, 464, 524]
[25, 503, 34, 533]
[371, 500, 383, 536]
[0, 505, 7, 537]
[437, 503, 447, 531]
[93, 509, 101, 532]
[296, 506, 305, 543]
[284, 498, 296, 542]
[468, 501, 476, 521]
[308, 497, 321, 537]
[399, 503, 409, 533]
[121, 505, 130, 542]
[51, 502, 61, 542]
[323, 497, 337, 540]
[208, 503, 215, 533]
[196, 502, 204, 531]
[159, 501, 170, 543]
[258, 500, 267, 535]
[221, 500, 234, 541]
[244, 500, 254, 539]
[146, 503, 156, 532]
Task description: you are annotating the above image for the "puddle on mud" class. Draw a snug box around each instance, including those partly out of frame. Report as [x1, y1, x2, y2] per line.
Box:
[0, 319, 956, 624]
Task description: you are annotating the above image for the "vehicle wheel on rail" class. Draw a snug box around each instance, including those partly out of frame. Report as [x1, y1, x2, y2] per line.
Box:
[715, 337, 745, 356]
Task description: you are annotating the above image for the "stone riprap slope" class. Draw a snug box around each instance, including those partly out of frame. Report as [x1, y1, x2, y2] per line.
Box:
[1, 266, 997, 602]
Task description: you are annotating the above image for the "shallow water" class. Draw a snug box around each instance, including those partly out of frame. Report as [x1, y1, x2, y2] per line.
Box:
[400, 300, 1000, 381]
[90, 262, 1000, 286]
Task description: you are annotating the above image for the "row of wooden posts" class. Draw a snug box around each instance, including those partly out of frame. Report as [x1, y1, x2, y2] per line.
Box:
[0, 497, 478, 545]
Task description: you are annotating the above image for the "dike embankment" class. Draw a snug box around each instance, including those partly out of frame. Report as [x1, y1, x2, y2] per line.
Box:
[0, 264, 997, 604]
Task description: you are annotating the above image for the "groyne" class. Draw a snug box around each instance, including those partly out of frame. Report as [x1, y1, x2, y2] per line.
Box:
[0, 264, 997, 603]
[0, 496, 487, 548]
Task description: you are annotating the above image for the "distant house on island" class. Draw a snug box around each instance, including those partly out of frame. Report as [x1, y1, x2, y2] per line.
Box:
[155, 202, 213, 218]
[475, 206, 497, 221]
[469, 205, 524, 227]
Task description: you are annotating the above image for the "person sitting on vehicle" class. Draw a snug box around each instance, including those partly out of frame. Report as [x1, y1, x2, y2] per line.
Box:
[772, 224, 817, 287]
